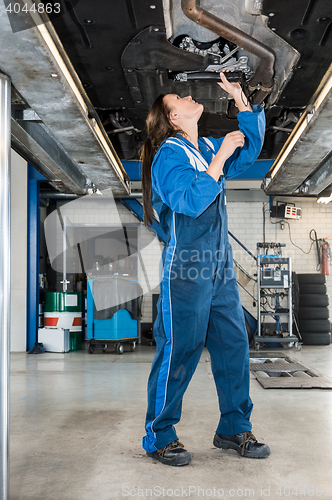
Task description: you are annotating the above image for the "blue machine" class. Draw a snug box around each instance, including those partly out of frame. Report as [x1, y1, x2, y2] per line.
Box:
[86, 278, 139, 354]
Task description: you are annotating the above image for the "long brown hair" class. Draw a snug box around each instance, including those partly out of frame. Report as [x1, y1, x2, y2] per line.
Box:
[140, 94, 185, 226]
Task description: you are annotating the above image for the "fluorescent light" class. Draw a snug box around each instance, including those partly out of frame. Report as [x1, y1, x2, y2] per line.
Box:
[270, 61, 332, 180]
[31, 6, 88, 114]
[25, 0, 125, 182]
[90, 118, 125, 181]
[313, 65, 332, 113]
[317, 193, 332, 204]
[270, 118, 309, 179]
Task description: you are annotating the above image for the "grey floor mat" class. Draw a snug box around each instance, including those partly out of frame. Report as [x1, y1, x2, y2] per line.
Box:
[249, 352, 332, 389]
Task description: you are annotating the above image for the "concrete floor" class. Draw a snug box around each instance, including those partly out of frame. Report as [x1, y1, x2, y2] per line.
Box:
[9, 343, 332, 500]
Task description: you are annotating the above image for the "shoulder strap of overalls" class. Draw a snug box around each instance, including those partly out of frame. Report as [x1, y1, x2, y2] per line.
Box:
[201, 137, 217, 157]
[164, 137, 209, 172]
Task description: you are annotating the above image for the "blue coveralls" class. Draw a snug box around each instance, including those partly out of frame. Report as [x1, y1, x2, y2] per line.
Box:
[142, 104, 266, 453]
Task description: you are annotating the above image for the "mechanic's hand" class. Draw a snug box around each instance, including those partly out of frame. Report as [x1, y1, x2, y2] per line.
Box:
[217, 70, 242, 97]
[218, 130, 245, 160]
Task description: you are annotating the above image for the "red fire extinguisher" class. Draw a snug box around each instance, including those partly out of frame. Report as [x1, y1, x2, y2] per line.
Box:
[321, 239, 330, 275]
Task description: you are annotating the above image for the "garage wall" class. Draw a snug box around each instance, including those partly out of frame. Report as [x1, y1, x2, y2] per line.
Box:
[139, 217, 162, 321]
[119, 196, 332, 324]
[53, 199, 162, 323]
[11, 161, 329, 348]
[138, 197, 332, 324]
[114, 202, 162, 322]
[52, 196, 332, 326]
[10, 150, 27, 352]
[227, 198, 332, 320]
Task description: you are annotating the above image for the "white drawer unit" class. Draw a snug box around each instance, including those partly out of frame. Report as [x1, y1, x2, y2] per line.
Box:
[38, 328, 70, 353]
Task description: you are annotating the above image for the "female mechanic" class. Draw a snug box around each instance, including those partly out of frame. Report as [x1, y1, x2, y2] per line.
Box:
[140, 71, 271, 466]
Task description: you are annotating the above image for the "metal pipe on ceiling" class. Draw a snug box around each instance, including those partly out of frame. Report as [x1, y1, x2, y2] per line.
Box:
[39, 192, 79, 200]
[39, 191, 143, 199]
[0, 72, 11, 500]
[181, 0, 276, 105]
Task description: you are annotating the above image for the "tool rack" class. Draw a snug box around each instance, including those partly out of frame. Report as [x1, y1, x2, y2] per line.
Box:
[255, 243, 301, 350]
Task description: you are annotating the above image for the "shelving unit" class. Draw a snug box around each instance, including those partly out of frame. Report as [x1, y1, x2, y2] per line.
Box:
[255, 243, 301, 350]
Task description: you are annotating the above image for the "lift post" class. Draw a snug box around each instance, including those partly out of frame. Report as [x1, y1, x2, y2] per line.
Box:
[0, 72, 11, 500]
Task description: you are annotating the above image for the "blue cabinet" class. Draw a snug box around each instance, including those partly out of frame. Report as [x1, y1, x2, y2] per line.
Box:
[86, 278, 140, 353]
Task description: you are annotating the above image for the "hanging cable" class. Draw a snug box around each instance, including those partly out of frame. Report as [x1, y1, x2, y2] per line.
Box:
[309, 229, 321, 270]
[283, 221, 315, 254]
[240, 87, 249, 107]
[269, 217, 316, 255]
[239, 77, 251, 108]
[262, 202, 267, 245]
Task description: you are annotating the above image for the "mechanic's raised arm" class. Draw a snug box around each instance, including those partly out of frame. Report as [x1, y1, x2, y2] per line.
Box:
[205, 70, 260, 182]
[205, 130, 246, 182]
[207, 71, 266, 180]
[218, 70, 253, 113]
[223, 103, 266, 179]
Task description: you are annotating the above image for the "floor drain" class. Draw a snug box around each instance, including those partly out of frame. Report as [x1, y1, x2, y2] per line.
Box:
[249, 352, 332, 389]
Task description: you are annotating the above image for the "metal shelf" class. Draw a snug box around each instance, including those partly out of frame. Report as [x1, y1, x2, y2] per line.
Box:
[258, 257, 289, 264]
[256, 247, 293, 346]
[261, 311, 289, 315]
[259, 285, 290, 289]
[254, 335, 299, 343]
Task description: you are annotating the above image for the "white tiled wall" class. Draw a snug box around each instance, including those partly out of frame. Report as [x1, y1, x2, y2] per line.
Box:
[138, 197, 332, 322]
[140, 226, 162, 321]
[54, 196, 332, 324]
[227, 199, 332, 319]
[55, 198, 162, 322]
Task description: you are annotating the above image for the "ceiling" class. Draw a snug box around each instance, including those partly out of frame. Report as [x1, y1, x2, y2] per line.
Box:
[46, 1, 331, 160]
[1, 0, 332, 196]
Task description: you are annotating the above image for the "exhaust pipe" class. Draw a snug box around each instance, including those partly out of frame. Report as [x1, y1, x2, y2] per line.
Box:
[181, 0, 276, 107]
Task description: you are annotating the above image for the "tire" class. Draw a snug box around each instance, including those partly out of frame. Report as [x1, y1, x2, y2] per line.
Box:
[88, 343, 94, 354]
[300, 332, 331, 345]
[245, 316, 254, 347]
[299, 284, 327, 295]
[299, 320, 331, 333]
[297, 274, 326, 285]
[299, 294, 329, 307]
[292, 272, 300, 317]
[298, 307, 329, 320]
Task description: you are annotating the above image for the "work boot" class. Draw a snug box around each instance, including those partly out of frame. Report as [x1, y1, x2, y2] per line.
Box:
[213, 431, 271, 458]
[146, 440, 192, 466]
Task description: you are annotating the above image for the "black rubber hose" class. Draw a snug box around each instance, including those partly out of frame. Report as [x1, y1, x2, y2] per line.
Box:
[309, 229, 321, 270]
